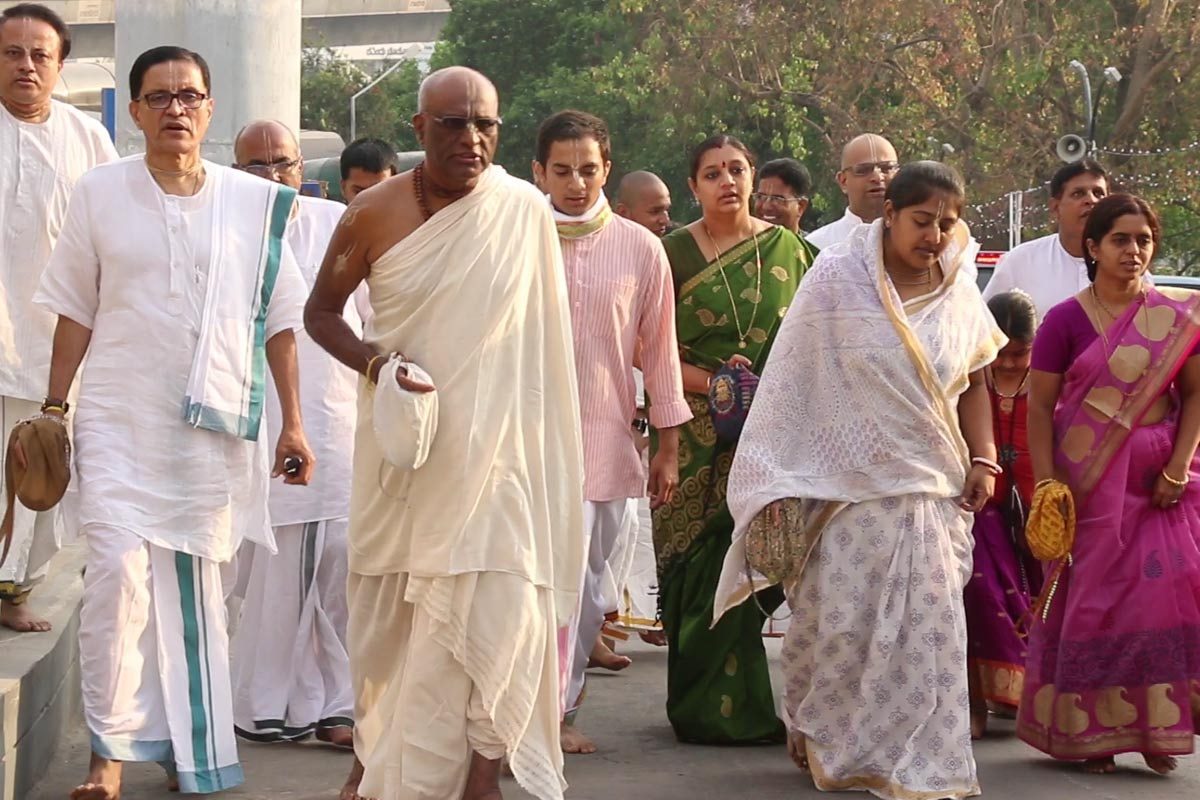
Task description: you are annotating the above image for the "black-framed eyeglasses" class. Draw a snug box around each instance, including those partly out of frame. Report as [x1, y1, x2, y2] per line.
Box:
[752, 192, 803, 205]
[139, 90, 208, 110]
[234, 158, 302, 178]
[430, 114, 503, 134]
[843, 160, 900, 178]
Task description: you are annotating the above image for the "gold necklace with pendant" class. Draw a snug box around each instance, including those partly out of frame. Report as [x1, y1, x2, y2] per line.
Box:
[703, 223, 762, 349]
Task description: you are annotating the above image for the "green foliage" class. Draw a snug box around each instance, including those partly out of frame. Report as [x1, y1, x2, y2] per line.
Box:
[304, 0, 1200, 267]
[300, 48, 422, 152]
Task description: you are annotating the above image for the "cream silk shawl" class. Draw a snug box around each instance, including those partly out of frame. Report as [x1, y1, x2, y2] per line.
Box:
[350, 165, 585, 623]
[714, 220, 1005, 621]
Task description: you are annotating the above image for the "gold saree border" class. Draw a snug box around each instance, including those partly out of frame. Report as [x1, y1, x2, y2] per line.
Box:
[806, 740, 982, 800]
[1076, 291, 1200, 497]
[680, 228, 778, 298]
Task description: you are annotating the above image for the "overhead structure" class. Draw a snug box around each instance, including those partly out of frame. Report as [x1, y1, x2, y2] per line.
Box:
[114, 0, 302, 163]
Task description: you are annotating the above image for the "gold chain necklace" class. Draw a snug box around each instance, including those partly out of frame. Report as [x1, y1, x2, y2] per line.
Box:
[703, 223, 762, 349]
[1088, 283, 1147, 351]
[146, 159, 205, 196]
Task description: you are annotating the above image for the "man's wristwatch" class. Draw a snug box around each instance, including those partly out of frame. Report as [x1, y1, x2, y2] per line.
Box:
[41, 396, 70, 414]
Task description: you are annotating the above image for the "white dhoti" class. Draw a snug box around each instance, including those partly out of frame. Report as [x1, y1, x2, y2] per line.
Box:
[566, 498, 635, 713]
[0, 396, 61, 600]
[605, 496, 661, 633]
[79, 525, 241, 793]
[231, 518, 353, 741]
[349, 571, 565, 800]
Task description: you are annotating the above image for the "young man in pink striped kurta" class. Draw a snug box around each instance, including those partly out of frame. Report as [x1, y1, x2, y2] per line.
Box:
[533, 110, 691, 756]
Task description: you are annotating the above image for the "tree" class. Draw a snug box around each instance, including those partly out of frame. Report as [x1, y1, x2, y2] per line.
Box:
[300, 48, 423, 153]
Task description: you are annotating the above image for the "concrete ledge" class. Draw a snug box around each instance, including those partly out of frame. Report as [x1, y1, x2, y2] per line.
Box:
[0, 543, 85, 800]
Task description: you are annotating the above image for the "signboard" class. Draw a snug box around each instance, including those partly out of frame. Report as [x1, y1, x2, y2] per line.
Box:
[78, 1, 104, 23]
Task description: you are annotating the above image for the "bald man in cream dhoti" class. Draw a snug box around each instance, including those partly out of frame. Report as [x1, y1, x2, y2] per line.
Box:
[807, 133, 899, 251]
[306, 67, 584, 800]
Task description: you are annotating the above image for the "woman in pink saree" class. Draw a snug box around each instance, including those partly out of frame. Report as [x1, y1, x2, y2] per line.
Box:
[1020, 194, 1200, 775]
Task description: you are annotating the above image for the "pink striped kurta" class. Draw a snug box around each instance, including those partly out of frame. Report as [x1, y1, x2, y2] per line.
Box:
[559, 215, 691, 501]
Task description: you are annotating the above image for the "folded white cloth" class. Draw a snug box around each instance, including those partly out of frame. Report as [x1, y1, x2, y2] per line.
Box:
[372, 359, 438, 470]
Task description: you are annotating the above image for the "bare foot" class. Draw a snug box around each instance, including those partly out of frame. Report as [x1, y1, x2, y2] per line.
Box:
[339, 757, 376, 800]
[587, 638, 632, 671]
[462, 752, 503, 799]
[561, 722, 597, 755]
[1144, 754, 1178, 775]
[970, 706, 988, 740]
[316, 725, 355, 750]
[1082, 757, 1116, 774]
[71, 752, 122, 800]
[0, 599, 52, 632]
[786, 730, 809, 771]
[639, 630, 667, 646]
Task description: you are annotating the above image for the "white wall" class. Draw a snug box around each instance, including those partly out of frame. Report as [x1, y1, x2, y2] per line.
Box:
[115, 0, 301, 164]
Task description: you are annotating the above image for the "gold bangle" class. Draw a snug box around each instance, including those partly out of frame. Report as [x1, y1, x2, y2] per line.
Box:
[1035, 478, 1057, 490]
[1161, 469, 1189, 488]
[365, 354, 385, 384]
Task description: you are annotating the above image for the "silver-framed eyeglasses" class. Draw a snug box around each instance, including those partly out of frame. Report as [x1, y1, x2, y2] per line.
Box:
[430, 114, 503, 134]
[139, 90, 208, 110]
[234, 158, 302, 178]
[752, 192, 802, 205]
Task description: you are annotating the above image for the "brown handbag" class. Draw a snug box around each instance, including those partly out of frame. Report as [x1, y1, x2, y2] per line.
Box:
[744, 497, 812, 586]
[1, 415, 71, 567]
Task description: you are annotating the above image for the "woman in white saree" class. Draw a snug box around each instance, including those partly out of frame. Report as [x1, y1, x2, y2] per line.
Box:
[714, 162, 1006, 800]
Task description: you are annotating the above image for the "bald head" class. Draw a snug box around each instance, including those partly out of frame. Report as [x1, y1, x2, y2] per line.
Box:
[615, 170, 672, 237]
[233, 119, 303, 190]
[836, 133, 899, 222]
[417, 66, 498, 114]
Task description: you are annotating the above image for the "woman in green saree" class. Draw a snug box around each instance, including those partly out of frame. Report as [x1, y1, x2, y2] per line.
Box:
[653, 134, 813, 744]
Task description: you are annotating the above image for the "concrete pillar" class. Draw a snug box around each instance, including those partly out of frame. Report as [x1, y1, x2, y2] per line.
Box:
[115, 0, 301, 164]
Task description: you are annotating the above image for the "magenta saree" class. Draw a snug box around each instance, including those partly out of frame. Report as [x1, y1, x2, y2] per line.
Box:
[1017, 288, 1200, 759]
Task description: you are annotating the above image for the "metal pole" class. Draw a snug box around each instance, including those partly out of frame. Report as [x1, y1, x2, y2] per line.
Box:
[1068, 60, 1094, 153]
[350, 59, 408, 142]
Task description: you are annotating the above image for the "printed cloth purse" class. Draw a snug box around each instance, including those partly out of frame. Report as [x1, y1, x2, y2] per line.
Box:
[707, 363, 759, 444]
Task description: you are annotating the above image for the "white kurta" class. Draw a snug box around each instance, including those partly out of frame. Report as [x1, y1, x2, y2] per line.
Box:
[0, 99, 117, 401]
[980, 233, 1090, 319]
[0, 100, 116, 589]
[267, 194, 361, 526]
[33, 158, 308, 562]
[806, 207, 866, 251]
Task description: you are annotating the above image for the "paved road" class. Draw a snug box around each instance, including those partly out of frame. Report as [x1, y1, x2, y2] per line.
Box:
[32, 638, 1199, 799]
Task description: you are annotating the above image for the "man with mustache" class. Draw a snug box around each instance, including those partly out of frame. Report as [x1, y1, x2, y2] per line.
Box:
[0, 2, 116, 634]
[532, 109, 690, 756]
[306, 67, 585, 800]
[983, 160, 1109, 318]
[808, 133, 899, 250]
[35, 46, 313, 799]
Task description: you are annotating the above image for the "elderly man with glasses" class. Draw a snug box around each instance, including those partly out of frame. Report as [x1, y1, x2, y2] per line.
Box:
[808, 133, 899, 250]
[34, 46, 314, 798]
[229, 119, 368, 755]
[0, 2, 117, 634]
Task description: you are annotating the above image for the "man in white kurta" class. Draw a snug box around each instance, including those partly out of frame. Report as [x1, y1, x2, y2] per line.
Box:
[305, 67, 584, 800]
[0, 3, 117, 632]
[981, 160, 1109, 318]
[33, 48, 314, 797]
[229, 120, 360, 747]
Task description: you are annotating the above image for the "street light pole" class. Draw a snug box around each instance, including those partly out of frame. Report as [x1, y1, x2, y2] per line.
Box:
[350, 59, 408, 142]
[1068, 60, 1095, 155]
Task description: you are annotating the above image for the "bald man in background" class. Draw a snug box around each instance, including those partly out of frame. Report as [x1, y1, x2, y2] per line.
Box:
[807, 133, 899, 250]
[615, 170, 672, 237]
[229, 120, 364, 751]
